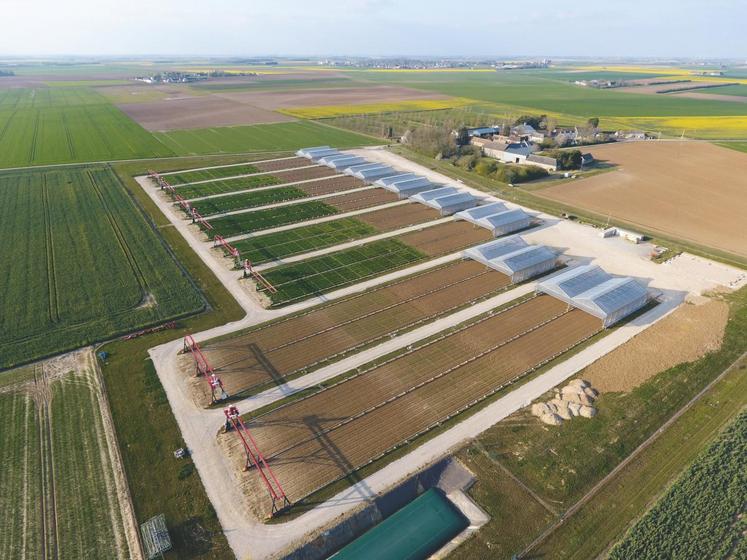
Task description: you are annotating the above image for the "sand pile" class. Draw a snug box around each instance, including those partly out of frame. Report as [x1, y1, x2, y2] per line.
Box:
[531, 378, 598, 426]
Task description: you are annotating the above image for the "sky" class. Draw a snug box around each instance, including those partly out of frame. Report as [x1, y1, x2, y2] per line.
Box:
[1, 0, 745, 59]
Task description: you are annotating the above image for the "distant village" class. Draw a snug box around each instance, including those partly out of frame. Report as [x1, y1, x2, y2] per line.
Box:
[133, 70, 257, 84]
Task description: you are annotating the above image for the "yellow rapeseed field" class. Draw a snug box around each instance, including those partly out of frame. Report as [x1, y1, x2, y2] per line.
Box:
[280, 97, 476, 119]
[617, 116, 747, 139]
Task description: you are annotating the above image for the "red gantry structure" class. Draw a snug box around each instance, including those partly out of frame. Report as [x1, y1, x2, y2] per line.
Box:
[213, 234, 241, 267]
[243, 259, 278, 293]
[223, 405, 291, 516]
[183, 335, 228, 403]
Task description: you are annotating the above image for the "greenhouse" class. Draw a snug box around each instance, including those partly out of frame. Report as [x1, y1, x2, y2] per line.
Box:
[454, 202, 509, 224]
[375, 173, 417, 187]
[536, 264, 649, 327]
[296, 146, 337, 160]
[464, 236, 556, 282]
[414, 191, 481, 216]
[409, 186, 460, 202]
[381, 176, 435, 198]
[324, 155, 367, 170]
[351, 165, 399, 182]
[456, 205, 533, 236]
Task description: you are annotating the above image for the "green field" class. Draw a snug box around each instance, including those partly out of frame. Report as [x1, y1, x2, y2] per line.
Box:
[609, 410, 747, 560]
[174, 173, 282, 199]
[206, 199, 339, 238]
[0, 165, 204, 369]
[153, 120, 379, 155]
[0, 356, 136, 559]
[165, 162, 261, 184]
[700, 84, 747, 97]
[0, 87, 174, 168]
[263, 238, 426, 306]
[189, 185, 308, 216]
[233, 217, 378, 264]
[0, 391, 42, 558]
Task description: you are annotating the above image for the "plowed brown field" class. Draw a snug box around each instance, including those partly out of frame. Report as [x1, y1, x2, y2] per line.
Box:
[399, 220, 494, 256]
[536, 141, 747, 258]
[224, 299, 601, 507]
[296, 176, 365, 197]
[200, 261, 509, 398]
[324, 189, 400, 212]
[254, 157, 314, 172]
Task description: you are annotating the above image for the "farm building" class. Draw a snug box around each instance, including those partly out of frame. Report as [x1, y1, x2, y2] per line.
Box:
[536, 264, 649, 327]
[296, 146, 337, 160]
[351, 165, 399, 182]
[381, 176, 437, 198]
[455, 205, 533, 236]
[412, 191, 482, 216]
[465, 126, 501, 138]
[526, 154, 557, 171]
[375, 173, 417, 187]
[479, 140, 533, 164]
[464, 236, 557, 282]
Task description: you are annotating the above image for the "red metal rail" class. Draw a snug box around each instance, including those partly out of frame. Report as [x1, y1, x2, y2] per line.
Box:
[223, 405, 290, 516]
[213, 234, 240, 259]
[183, 335, 227, 402]
[243, 259, 277, 293]
[190, 208, 213, 231]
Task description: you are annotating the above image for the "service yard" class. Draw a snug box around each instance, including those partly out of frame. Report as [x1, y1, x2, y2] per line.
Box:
[536, 141, 747, 259]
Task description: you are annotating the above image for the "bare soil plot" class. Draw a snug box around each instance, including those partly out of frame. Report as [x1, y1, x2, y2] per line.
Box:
[213, 85, 451, 110]
[254, 157, 314, 172]
[295, 176, 366, 197]
[221, 298, 601, 509]
[324, 189, 400, 212]
[536, 142, 747, 258]
[356, 203, 440, 231]
[584, 298, 729, 392]
[118, 95, 296, 131]
[399, 220, 494, 256]
[193, 261, 508, 401]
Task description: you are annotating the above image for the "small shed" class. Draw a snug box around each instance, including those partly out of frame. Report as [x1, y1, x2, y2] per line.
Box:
[536, 264, 648, 327]
[464, 236, 556, 282]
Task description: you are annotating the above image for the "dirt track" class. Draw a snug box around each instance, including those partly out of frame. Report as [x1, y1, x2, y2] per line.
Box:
[198, 261, 509, 399]
[536, 141, 747, 258]
[223, 299, 601, 506]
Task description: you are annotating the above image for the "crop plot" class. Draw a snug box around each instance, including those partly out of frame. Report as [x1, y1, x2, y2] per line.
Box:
[261, 220, 493, 306]
[206, 190, 399, 239]
[188, 177, 366, 217]
[174, 165, 336, 198]
[0, 349, 138, 559]
[230, 204, 439, 264]
[194, 260, 510, 400]
[0, 165, 204, 369]
[223, 296, 602, 508]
